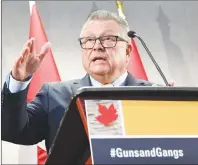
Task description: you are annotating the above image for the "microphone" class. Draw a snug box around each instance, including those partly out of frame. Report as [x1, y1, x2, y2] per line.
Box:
[127, 31, 170, 86]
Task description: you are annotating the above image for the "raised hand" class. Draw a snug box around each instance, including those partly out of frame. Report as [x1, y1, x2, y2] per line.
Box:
[11, 38, 51, 81]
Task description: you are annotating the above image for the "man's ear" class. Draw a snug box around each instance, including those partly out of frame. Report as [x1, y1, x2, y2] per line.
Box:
[126, 44, 132, 56]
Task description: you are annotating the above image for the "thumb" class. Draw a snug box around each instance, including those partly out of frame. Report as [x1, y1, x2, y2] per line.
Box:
[38, 42, 51, 60]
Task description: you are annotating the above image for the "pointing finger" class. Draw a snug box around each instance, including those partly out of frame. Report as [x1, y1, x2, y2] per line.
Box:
[23, 38, 34, 50]
[30, 37, 36, 55]
[20, 47, 30, 63]
[23, 47, 30, 61]
[14, 55, 23, 68]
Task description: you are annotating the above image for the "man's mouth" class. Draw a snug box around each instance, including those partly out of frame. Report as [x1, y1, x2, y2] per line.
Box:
[92, 57, 107, 62]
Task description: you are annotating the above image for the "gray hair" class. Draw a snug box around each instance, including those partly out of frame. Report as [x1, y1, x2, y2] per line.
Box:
[80, 10, 131, 43]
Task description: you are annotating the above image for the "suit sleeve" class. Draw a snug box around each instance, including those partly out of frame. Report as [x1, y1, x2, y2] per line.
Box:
[1, 79, 49, 145]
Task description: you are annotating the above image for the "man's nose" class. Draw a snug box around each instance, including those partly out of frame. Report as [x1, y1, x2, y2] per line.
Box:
[93, 39, 103, 50]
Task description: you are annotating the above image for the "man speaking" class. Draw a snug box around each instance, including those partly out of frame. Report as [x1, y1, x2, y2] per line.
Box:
[2, 10, 155, 154]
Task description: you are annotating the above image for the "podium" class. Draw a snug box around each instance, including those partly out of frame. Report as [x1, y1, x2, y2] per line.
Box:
[45, 86, 198, 164]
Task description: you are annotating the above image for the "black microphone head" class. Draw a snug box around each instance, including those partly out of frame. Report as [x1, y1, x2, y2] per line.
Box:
[127, 31, 136, 38]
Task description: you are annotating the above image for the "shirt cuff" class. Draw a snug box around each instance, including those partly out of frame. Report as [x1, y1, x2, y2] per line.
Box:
[7, 74, 32, 93]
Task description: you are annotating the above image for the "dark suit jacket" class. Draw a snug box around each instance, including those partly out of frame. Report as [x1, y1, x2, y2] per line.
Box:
[1, 72, 154, 153]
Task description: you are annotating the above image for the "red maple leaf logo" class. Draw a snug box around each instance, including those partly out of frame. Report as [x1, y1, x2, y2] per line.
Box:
[95, 104, 118, 126]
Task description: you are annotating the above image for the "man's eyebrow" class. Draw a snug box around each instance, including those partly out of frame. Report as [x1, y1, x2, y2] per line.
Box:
[82, 30, 117, 37]
[81, 33, 95, 37]
[81, 36, 93, 38]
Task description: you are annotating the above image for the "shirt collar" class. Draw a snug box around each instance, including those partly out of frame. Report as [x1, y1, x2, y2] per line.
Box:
[89, 71, 128, 87]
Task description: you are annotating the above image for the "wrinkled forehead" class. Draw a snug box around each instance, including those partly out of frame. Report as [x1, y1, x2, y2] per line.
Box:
[80, 20, 122, 37]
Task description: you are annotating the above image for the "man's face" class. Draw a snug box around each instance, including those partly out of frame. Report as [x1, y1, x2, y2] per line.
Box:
[80, 20, 131, 77]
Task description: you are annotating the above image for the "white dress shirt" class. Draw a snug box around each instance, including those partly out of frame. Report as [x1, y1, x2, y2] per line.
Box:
[89, 71, 128, 87]
[7, 74, 32, 93]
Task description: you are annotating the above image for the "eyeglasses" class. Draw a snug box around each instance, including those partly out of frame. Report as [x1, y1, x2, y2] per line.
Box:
[78, 35, 128, 49]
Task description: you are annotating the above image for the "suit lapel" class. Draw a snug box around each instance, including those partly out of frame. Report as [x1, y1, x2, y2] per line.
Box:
[79, 74, 92, 87]
[70, 74, 92, 95]
[124, 72, 138, 86]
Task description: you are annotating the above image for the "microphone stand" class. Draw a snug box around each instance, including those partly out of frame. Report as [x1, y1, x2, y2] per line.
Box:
[130, 32, 170, 86]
